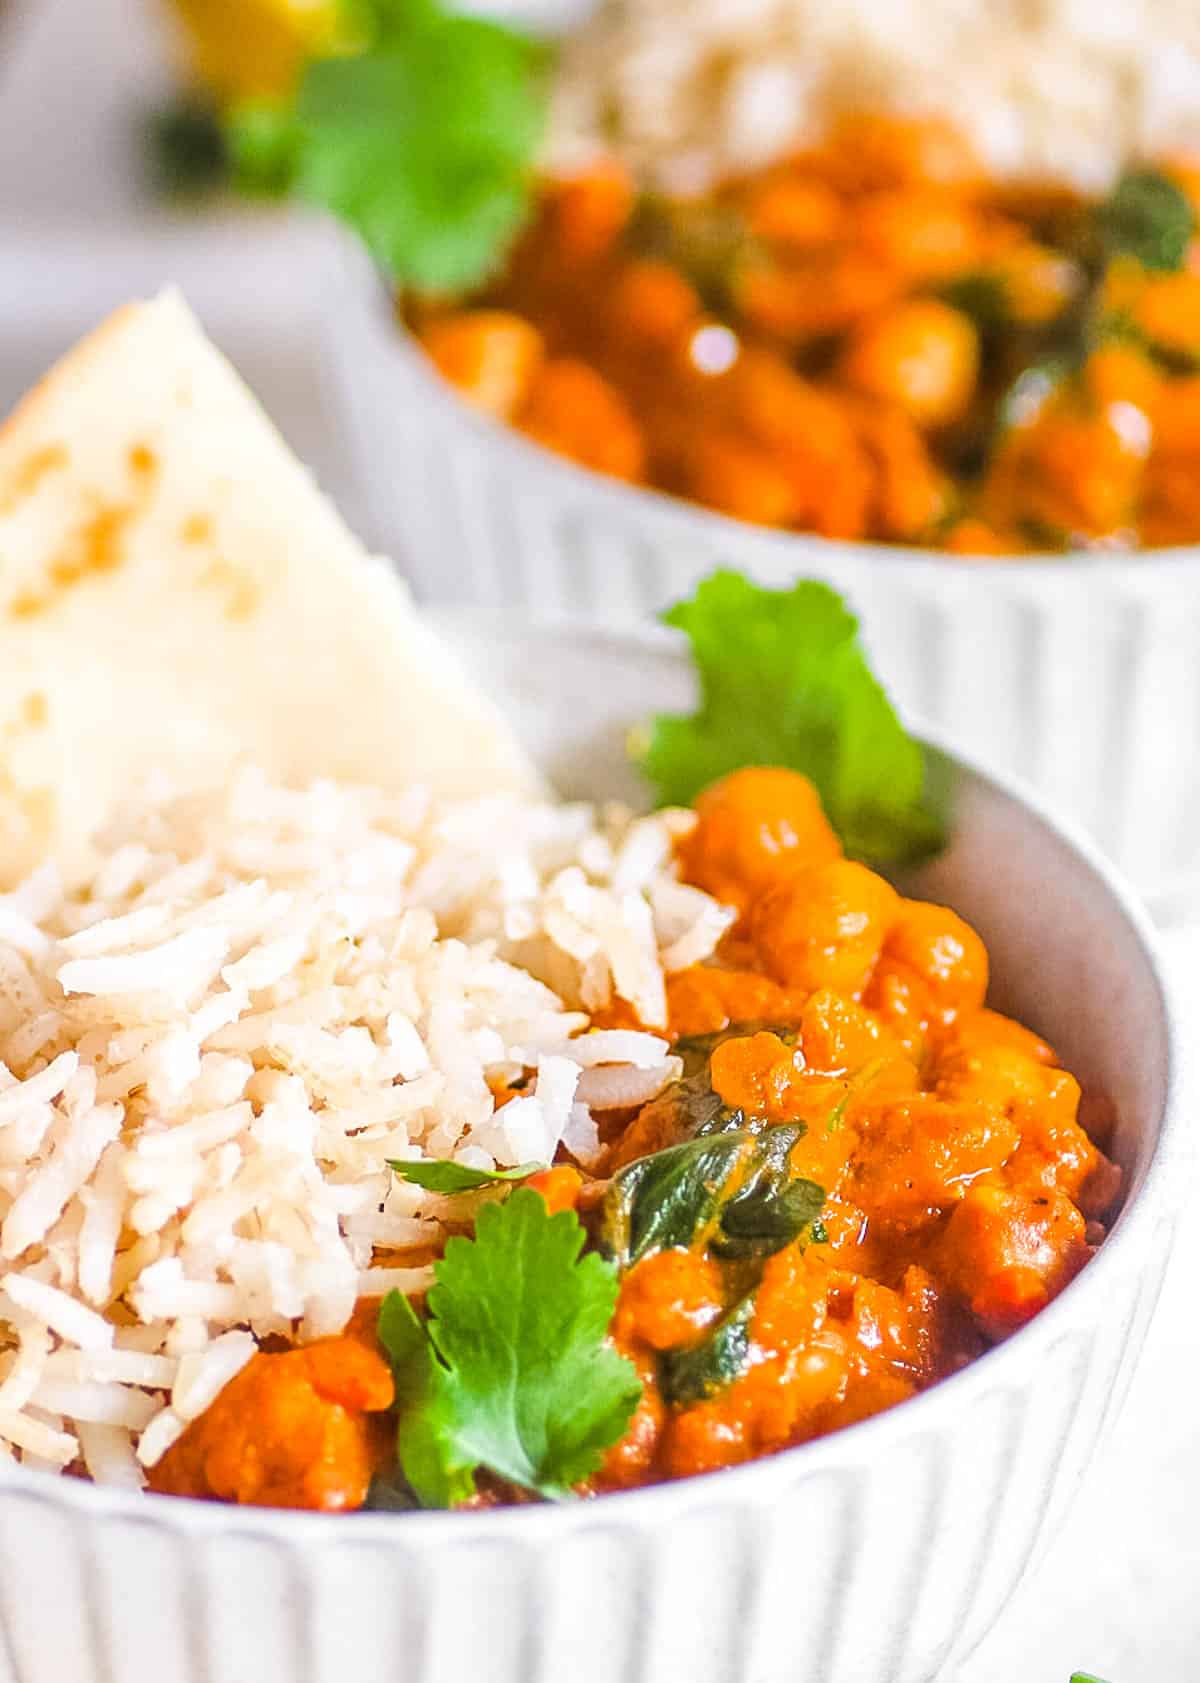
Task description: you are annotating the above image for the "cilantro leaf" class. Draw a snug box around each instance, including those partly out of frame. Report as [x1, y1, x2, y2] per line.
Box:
[225, 0, 549, 292]
[378, 1190, 642, 1505]
[1096, 168, 1195, 272]
[387, 1158, 542, 1194]
[378, 1289, 475, 1507]
[636, 571, 945, 864]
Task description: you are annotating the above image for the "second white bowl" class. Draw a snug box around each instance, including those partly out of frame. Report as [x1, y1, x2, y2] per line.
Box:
[326, 249, 1200, 922]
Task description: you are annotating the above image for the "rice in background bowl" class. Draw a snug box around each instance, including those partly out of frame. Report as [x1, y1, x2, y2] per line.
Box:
[547, 0, 1200, 193]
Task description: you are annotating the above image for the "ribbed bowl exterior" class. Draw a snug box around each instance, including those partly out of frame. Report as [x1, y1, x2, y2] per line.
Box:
[0, 1219, 1172, 1683]
[326, 265, 1200, 922]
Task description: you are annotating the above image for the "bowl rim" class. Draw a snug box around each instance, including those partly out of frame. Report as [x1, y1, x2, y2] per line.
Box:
[340, 242, 1200, 581]
[0, 620, 1182, 1545]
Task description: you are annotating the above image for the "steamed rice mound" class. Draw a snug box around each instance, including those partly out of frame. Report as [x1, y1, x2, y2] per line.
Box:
[0, 769, 732, 1487]
[549, 0, 1200, 192]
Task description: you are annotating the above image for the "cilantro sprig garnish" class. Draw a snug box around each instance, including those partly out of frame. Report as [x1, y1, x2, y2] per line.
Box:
[378, 1189, 642, 1506]
[226, 0, 550, 292]
[635, 572, 945, 864]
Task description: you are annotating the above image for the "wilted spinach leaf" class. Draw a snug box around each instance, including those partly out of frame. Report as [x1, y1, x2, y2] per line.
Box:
[716, 1167, 825, 1261]
[660, 1293, 757, 1407]
[601, 1120, 825, 1269]
[636, 1063, 744, 1144]
[714, 1124, 810, 1259]
[1096, 168, 1195, 272]
[600, 1131, 754, 1268]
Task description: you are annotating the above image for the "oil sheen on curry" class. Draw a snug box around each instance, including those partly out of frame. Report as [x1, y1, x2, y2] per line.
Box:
[151, 768, 1120, 1512]
[411, 115, 1200, 553]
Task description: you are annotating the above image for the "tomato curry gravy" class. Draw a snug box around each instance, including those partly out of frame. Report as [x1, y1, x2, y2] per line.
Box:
[151, 768, 1120, 1510]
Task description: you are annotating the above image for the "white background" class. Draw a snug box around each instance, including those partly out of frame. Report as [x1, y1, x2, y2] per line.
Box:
[0, 2, 1197, 1677]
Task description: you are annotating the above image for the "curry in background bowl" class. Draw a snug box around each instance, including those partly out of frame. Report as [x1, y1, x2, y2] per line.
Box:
[410, 115, 1200, 555]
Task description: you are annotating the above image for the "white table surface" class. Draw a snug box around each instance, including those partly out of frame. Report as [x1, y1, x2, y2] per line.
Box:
[2, 3, 1198, 1678]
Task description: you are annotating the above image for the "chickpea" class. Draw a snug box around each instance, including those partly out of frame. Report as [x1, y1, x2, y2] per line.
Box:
[517, 358, 646, 482]
[822, 113, 982, 193]
[750, 858, 899, 996]
[1083, 345, 1160, 418]
[744, 175, 842, 248]
[992, 410, 1144, 537]
[1133, 271, 1200, 358]
[938, 1183, 1087, 1337]
[663, 964, 807, 1039]
[838, 299, 979, 429]
[800, 986, 898, 1074]
[722, 357, 877, 536]
[420, 311, 544, 420]
[861, 955, 933, 1054]
[946, 1007, 1056, 1066]
[850, 400, 951, 540]
[709, 1029, 807, 1120]
[993, 242, 1079, 326]
[609, 260, 701, 348]
[677, 766, 842, 913]
[934, 1042, 1050, 1110]
[942, 518, 1015, 555]
[884, 899, 988, 1020]
[728, 351, 851, 453]
[683, 432, 800, 527]
[615, 1249, 725, 1351]
[856, 189, 982, 283]
[735, 254, 901, 342]
[548, 164, 634, 261]
[149, 1339, 394, 1510]
[851, 1095, 1020, 1221]
[1150, 376, 1200, 454]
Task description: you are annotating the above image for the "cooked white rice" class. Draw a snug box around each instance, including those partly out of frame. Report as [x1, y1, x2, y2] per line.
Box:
[548, 0, 1200, 193]
[0, 768, 734, 1486]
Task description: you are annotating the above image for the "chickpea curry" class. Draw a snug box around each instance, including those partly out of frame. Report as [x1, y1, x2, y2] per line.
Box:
[150, 766, 1119, 1513]
[410, 115, 1200, 553]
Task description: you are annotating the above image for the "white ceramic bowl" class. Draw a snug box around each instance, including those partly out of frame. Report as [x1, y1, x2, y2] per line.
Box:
[0, 621, 1182, 1683]
[326, 248, 1200, 923]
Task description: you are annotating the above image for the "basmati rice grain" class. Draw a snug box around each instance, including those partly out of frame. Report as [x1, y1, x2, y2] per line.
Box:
[2, 1275, 113, 1350]
[171, 1331, 257, 1422]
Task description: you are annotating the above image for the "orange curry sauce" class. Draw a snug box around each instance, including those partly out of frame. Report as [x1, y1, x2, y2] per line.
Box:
[410, 115, 1200, 552]
[152, 767, 1120, 1509]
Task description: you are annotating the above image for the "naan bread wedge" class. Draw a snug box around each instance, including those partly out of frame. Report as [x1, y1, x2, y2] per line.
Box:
[0, 292, 539, 885]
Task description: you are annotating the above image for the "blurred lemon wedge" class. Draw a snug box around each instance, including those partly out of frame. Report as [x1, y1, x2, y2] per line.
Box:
[166, 0, 346, 102]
